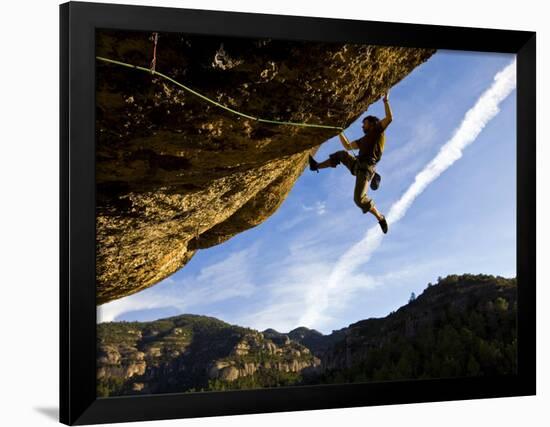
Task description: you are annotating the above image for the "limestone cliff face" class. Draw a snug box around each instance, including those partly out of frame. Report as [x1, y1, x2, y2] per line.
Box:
[96, 315, 319, 396]
[96, 30, 435, 304]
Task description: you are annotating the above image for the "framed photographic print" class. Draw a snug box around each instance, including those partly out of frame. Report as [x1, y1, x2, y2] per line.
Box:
[60, 1, 536, 425]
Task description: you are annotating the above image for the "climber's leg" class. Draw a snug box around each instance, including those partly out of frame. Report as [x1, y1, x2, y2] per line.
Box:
[368, 204, 383, 221]
[310, 150, 355, 172]
[353, 169, 374, 214]
[353, 166, 389, 233]
[313, 158, 333, 169]
[330, 150, 356, 174]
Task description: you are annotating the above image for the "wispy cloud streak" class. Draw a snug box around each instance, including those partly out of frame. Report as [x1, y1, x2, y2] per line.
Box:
[97, 247, 258, 323]
[298, 59, 517, 326]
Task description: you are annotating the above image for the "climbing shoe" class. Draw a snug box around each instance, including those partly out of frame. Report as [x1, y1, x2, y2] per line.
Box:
[370, 172, 381, 190]
[308, 155, 319, 173]
[378, 215, 388, 234]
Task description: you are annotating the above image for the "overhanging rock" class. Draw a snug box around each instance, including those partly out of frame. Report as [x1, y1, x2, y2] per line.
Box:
[96, 30, 435, 304]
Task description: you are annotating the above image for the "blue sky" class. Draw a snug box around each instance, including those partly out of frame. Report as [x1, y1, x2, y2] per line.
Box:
[98, 49, 517, 334]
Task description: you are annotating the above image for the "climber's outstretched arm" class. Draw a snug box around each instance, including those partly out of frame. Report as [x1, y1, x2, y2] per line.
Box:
[339, 133, 358, 151]
[380, 92, 393, 130]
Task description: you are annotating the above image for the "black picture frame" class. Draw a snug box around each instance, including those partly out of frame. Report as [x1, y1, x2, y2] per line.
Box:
[60, 1, 536, 425]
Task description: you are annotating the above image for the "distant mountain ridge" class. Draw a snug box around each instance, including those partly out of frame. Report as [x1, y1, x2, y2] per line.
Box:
[315, 274, 517, 383]
[97, 314, 321, 396]
[97, 274, 517, 396]
[262, 326, 346, 357]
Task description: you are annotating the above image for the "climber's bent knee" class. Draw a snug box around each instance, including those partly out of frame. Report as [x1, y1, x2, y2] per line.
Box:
[364, 198, 374, 212]
[354, 196, 374, 213]
[328, 150, 347, 167]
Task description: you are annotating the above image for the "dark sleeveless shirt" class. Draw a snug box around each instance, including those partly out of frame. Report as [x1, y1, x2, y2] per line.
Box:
[356, 122, 385, 164]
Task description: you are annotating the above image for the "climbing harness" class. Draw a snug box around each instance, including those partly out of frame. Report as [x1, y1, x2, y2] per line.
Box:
[96, 56, 345, 132]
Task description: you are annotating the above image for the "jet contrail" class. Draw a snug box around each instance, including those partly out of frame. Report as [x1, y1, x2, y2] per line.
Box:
[299, 59, 517, 327]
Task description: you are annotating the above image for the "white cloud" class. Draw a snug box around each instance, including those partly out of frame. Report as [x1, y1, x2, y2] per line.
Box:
[97, 292, 174, 324]
[240, 254, 434, 333]
[277, 201, 327, 232]
[277, 214, 308, 232]
[97, 247, 258, 323]
[302, 201, 327, 216]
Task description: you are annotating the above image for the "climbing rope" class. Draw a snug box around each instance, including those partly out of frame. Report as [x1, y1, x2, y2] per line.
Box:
[96, 56, 345, 131]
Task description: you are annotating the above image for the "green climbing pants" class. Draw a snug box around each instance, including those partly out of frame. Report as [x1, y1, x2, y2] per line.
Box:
[329, 150, 376, 213]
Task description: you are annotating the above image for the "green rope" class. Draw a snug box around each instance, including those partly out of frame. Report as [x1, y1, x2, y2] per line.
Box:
[96, 56, 344, 131]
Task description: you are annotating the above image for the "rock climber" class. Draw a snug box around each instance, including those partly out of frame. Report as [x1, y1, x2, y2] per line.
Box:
[308, 92, 392, 234]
